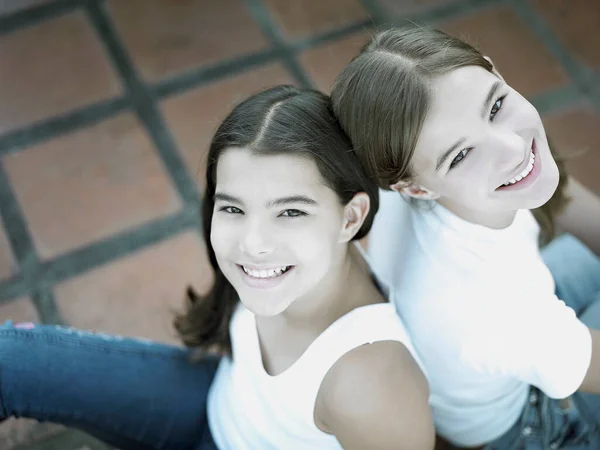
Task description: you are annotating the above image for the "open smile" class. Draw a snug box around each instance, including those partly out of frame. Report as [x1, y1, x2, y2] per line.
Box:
[496, 139, 541, 191]
[236, 264, 295, 289]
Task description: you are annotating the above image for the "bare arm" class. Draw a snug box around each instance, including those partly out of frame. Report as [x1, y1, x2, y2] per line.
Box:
[315, 341, 435, 450]
[555, 177, 600, 256]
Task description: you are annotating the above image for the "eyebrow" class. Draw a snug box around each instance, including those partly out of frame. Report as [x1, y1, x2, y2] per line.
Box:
[480, 80, 503, 119]
[435, 137, 466, 171]
[213, 193, 318, 207]
[435, 80, 503, 172]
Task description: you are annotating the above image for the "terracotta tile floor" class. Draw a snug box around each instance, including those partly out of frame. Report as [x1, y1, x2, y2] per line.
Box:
[0, 0, 598, 448]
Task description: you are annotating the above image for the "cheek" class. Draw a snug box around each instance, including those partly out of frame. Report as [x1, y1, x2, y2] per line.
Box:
[288, 221, 339, 262]
[210, 217, 233, 257]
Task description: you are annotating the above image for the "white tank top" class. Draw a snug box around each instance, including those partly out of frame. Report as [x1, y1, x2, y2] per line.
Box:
[207, 279, 417, 449]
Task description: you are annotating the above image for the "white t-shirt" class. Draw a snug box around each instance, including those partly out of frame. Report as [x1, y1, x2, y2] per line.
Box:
[367, 190, 592, 447]
[207, 264, 419, 450]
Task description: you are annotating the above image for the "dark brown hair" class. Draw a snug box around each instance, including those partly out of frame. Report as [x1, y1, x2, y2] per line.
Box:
[174, 85, 379, 356]
[331, 26, 569, 243]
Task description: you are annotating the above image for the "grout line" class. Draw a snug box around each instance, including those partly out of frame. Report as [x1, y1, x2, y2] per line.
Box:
[358, 0, 387, 24]
[0, 0, 83, 36]
[360, 0, 506, 28]
[1, 0, 597, 315]
[0, 162, 37, 270]
[0, 161, 64, 322]
[591, 76, 600, 110]
[0, 206, 200, 303]
[84, 1, 202, 207]
[510, 0, 595, 91]
[243, 0, 315, 88]
[408, 0, 506, 25]
[32, 288, 65, 325]
[154, 48, 282, 98]
[0, 97, 130, 157]
[291, 19, 374, 51]
[530, 84, 585, 116]
[156, 19, 374, 97]
[0, 18, 373, 154]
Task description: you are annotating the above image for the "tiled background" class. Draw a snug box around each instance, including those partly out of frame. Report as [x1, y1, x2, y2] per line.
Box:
[0, 0, 598, 448]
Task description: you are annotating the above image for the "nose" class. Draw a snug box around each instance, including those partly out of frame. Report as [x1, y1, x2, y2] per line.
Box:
[238, 218, 275, 256]
[490, 128, 529, 170]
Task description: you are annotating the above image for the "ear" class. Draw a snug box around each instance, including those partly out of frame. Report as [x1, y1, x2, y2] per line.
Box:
[339, 192, 370, 243]
[390, 180, 439, 200]
[483, 56, 505, 83]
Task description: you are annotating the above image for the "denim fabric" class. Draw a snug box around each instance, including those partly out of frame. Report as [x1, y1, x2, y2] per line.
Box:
[484, 234, 600, 450]
[0, 323, 220, 450]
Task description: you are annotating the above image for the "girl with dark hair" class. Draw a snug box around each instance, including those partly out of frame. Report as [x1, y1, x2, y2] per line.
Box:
[1, 85, 433, 450]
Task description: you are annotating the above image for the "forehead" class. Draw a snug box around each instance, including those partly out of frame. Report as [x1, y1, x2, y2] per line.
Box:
[414, 66, 499, 166]
[216, 147, 325, 193]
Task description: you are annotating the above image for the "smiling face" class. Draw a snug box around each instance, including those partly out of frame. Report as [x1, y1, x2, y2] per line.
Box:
[406, 65, 559, 227]
[210, 148, 349, 317]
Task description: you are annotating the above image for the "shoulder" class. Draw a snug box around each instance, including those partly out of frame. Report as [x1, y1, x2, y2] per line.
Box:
[315, 341, 434, 450]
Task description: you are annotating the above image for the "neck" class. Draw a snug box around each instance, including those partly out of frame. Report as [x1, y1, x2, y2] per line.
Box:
[437, 198, 518, 229]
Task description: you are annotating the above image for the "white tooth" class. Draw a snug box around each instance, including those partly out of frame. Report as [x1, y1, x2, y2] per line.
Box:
[243, 266, 291, 278]
[515, 175, 523, 181]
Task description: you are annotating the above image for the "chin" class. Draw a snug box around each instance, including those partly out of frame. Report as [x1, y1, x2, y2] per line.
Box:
[240, 296, 292, 317]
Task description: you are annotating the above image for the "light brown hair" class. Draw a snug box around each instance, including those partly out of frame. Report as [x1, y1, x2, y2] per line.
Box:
[331, 26, 569, 244]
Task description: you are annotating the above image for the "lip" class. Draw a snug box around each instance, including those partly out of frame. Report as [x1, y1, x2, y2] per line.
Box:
[236, 264, 294, 289]
[496, 139, 541, 191]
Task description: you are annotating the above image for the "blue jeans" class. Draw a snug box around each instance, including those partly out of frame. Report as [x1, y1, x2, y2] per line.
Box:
[485, 234, 600, 450]
[0, 324, 220, 450]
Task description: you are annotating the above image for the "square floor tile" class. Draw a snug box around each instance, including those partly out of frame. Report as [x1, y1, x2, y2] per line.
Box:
[0, 222, 16, 281]
[54, 231, 213, 344]
[263, 0, 368, 39]
[0, 0, 52, 16]
[0, 296, 38, 322]
[543, 104, 600, 196]
[530, 0, 600, 71]
[376, 0, 463, 17]
[2, 113, 182, 260]
[107, 0, 268, 82]
[161, 63, 295, 190]
[441, 6, 569, 98]
[0, 12, 121, 134]
[300, 30, 372, 92]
